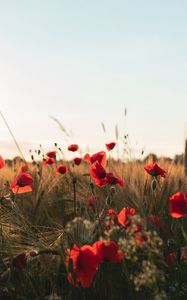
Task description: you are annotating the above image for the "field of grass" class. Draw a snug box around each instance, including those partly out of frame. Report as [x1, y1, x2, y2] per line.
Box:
[0, 147, 187, 300]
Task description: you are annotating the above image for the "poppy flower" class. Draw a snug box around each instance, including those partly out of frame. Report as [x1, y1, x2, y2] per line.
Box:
[106, 142, 116, 151]
[169, 192, 187, 218]
[68, 144, 79, 152]
[55, 164, 68, 175]
[90, 162, 107, 187]
[46, 151, 57, 159]
[84, 151, 106, 168]
[106, 173, 125, 187]
[0, 155, 5, 169]
[12, 253, 27, 270]
[144, 163, 166, 177]
[20, 164, 29, 173]
[73, 157, 82, 166]
[66, 244, 99, 288]
[44, 157, 55, 166]
[93, 240, 124, 263]
[10, 173, 33, 194]
[118, 207, 136, 229]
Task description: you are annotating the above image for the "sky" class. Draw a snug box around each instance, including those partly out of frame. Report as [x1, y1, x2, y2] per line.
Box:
[0, 0, 187, 160]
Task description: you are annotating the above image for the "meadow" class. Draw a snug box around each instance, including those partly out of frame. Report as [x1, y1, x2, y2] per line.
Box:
[0, 142, 187, 300]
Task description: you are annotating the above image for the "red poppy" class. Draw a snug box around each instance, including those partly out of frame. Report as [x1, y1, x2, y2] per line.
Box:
[84, 151, 106, 168]
[10, 173, 33, 194]
[12, 253, 27, 270]
[55, 164, 68, 175]
[68, 144, 79, 152]
[66, 244, 99, 288]
[106, 173, 125, 187]
[20, 164, 29, 173]
[46, 151, 57, 159]
[149, 215, 161, 229]
[169, 192, 187, 218]
[118, 207, 136, 228]
[44, 157, 55, 166]
[144, 162, 166, 177]
[90, 162, 107, 187]
[93, 240, 124, 263]
[74, 157, 82, 166]
[0, 155, 5, 169]
[106, 142, 116, 151]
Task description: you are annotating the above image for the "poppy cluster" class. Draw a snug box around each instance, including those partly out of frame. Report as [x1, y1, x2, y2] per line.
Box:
[66, 239, 124, 288]
[87, 151, 125, 187]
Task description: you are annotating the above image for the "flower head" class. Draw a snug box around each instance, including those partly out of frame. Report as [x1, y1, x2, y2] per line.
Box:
[46, 151, 57, 160]
[84, 151, 106, 168]
[90, 162, 107, 187]
[10, 173, 33, 194]
[93, 240, 124, 263]
[106, 173, 125, 187]
[118, 207, 136, 228]
[106, 142, 116, 151]
[74, 157, 82, 166]
[44, 157, 55, 166]
[144, 162, 166, 177]
[55, 164, 68, 175]
[68, 144, 79, 152]
[169, 192, 187, 218]
[66, 244, 99, 288]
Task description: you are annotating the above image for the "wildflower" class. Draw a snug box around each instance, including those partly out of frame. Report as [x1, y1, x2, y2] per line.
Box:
[55, 164, 68, 175]
[106, 173, 125, 187]
[44, 157, 55, 166]
[46, 151, 57, 159]
[106, 142, 116, 151]
[0, 155, 5, 169]
[144, 162, 166, 177]
[68, 144, 79, 152]
[93, 240, 124, 263]
[84, 151, 106, 168]
[118, 207, 136, 228]
[12, 253, 27, 270]
[66, 244, 99, 288]
[169, 192, 187, 218]
[10, 173, 33, 194]
[90, 161, 107, 187]
[73, 157, 82, 166]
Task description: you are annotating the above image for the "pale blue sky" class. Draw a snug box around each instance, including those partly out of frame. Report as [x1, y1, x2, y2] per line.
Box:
[0, 0, 187, 159]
